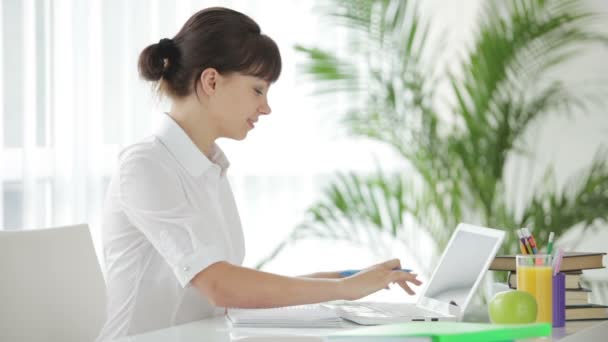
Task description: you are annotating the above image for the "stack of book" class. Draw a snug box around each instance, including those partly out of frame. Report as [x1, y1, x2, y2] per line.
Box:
[489, 252, 608, 322]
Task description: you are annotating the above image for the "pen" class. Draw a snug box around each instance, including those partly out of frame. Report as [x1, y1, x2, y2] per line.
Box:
[517, 229, 529, 254]
[524, 228, 538, 254]
[339, 268, 412, 277]
[520, 229, 533, 255]
[546, 231, 555, 255]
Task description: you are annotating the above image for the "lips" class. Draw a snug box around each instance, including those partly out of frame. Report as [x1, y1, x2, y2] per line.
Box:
[247, 118, 257, 129]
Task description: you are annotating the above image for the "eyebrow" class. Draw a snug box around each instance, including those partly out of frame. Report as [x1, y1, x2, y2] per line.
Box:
[253, 77, 270, 89]
[255, 82, 269, 92]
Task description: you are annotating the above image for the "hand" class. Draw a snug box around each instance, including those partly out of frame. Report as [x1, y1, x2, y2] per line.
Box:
[338, 259, 422, 301]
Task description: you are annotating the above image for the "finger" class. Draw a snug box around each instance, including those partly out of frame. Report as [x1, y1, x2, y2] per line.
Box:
[388, 273, 417, 295]
[405, 274, 423, 286]
[387, 270, 410, 285]
[397, 280, 415, 295]
[389, 271, 422, 289]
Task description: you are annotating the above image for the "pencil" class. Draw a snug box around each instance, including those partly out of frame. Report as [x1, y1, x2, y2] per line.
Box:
[546, 232, 555, 255]
[520, 229, 533, 255]
[517, 229, 528, 254]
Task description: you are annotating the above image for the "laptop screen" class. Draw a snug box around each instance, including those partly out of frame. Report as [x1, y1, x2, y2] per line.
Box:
[418, 224, 505, 318]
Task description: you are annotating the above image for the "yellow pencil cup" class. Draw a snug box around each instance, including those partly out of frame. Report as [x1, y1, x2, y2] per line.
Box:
[516, 254, 553, 324]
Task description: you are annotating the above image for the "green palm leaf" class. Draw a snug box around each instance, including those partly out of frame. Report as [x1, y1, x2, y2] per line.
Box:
[519, 150, 608, 250]
[257, 0, 608, 272]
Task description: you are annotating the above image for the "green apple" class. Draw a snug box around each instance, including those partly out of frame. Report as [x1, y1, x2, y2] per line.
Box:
[488, 290, 537, 324]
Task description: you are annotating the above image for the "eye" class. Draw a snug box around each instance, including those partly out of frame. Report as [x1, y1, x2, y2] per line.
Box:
[254, 88, 264, 96]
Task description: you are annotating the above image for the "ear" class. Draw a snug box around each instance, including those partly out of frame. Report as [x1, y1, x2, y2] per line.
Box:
[199, 68, 219, 96]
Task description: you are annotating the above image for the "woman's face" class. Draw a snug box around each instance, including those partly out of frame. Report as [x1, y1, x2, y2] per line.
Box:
[208, 72, 272, 140]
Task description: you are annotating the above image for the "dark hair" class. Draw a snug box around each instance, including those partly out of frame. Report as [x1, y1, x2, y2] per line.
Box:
[138, 7, 282, 98]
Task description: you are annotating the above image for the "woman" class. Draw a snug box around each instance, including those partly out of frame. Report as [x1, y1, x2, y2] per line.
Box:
[96, 7, 421, 341]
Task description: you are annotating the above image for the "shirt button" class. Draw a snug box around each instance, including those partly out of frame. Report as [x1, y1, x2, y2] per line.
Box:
[183, 266, 190, 272]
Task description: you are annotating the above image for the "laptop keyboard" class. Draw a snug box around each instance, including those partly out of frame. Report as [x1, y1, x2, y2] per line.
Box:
[361, 302, 437, 317]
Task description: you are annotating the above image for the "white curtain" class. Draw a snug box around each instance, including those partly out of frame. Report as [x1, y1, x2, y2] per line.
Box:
[0, 0, 403, 275]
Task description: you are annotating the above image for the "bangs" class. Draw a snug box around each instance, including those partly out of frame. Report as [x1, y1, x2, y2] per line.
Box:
[236, 34, 282, 83]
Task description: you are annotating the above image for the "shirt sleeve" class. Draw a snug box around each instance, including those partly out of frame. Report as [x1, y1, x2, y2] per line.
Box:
[118, 151, 227, 288]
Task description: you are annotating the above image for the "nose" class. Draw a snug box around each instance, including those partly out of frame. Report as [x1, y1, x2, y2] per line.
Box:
[259, 102, 271, 115]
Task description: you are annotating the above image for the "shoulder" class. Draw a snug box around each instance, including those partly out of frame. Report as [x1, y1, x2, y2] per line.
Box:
[116, 136, 186, 209]
[118, 135, 175, 167]
[117, 135, 188, 179]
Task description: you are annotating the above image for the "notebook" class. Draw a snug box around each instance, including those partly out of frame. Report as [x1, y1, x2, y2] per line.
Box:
[226, 304, 343, 328]
[327, 322, 552, 341]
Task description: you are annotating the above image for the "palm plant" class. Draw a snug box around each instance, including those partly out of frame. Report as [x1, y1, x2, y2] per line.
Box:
[257, 0, 608, 274]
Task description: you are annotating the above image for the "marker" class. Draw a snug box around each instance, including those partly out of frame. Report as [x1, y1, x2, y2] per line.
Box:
[524, 228, 538, 254]
[546, 232, 555, 255]
[339, 268, 412, 277]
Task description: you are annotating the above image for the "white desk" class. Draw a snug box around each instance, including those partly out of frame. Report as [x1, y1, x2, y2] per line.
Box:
[113, 315, 605, 342]
[112, 315, 339, 342]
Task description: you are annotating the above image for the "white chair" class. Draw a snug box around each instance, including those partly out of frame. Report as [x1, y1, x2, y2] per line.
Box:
[0, 224, 106, 342]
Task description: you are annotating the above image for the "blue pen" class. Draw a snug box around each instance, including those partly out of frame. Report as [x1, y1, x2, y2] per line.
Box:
[339, 268, 412, 277]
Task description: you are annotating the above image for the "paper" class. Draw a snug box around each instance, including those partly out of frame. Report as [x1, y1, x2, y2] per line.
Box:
[226, 304, 343, 328]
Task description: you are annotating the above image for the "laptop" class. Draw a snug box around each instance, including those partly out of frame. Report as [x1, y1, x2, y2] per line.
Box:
[324, 223, 505, 325]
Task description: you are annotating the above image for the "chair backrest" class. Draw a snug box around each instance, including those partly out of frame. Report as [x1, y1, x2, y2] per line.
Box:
[0, 224, 106, 342]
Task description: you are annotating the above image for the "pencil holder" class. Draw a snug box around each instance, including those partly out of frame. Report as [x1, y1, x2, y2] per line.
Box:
[552, 272, 566, 327]
[517, 254, 553, 324]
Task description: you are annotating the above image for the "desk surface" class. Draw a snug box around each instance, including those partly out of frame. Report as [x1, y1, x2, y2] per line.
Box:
[113, 315, 605, 342]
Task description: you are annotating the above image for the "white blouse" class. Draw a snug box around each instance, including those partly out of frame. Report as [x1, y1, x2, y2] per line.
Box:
[96, 114, 245, 341]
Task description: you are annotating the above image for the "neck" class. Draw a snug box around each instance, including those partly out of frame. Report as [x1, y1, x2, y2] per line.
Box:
[168, 96, 217, 158]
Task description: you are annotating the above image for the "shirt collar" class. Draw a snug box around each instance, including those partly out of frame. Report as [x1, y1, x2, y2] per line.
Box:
[155, 113, 230, 177]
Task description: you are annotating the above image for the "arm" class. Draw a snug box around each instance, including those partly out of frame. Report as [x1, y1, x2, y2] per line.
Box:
[192, 261, 344, 308]
[296, 271, 342, 279]
[191, 259, 422, 309]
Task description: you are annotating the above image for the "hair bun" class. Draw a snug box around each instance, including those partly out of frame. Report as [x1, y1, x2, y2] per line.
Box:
[157, 38, 179, 60]
[137, 38, 180, 82]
